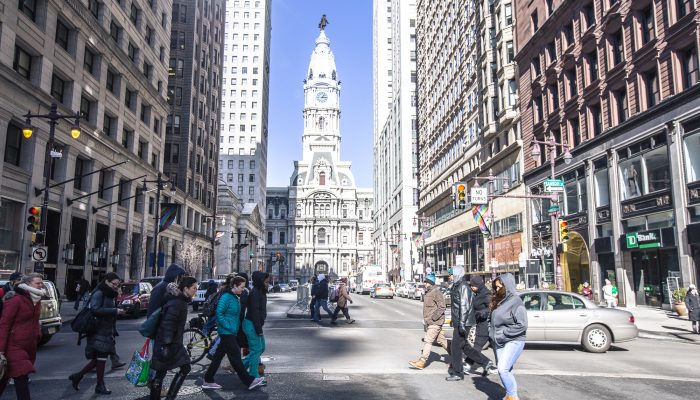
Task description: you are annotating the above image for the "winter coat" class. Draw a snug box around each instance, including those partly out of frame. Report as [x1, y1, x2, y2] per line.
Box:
[451, 276, 475, 330]
[685, 290, 700, 322]
[85, 283, 119, 359]
[151, 283, 191, 371]
[423, 285, 446, 326]
[581, 286, 592, 300]
[245, 271, 268, 335]
[147, 264, 186, 316]
[489, 273, 528, 349]
[337, 284, 352, 308]
[316, 278, 329, 300]
[470, 275, 491, 335]
[0, 287, 41, 377]
[217, 291, 242, 336]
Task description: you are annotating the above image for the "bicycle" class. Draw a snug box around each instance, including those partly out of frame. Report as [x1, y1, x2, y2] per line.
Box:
[184, 315, 218, 364]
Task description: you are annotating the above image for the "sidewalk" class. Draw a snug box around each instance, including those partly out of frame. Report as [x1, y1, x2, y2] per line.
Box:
[620, 306, 700, 344]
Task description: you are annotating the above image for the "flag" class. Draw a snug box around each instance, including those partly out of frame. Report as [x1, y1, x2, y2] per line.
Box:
[412, 232, 424, 251]
[159, 203, 180, 233]
[472, 204, 491, 236]
[391, 244, 400, 255]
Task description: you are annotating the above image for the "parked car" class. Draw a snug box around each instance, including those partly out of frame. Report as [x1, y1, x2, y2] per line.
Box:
[370, 283, 394, 299]
[408, 283, 425, 300]
[192, 279, 224, 311]
[288, 280, 299, 291]
[140, 276, 163, 288]
[116, 281, 152, 317]
[422, 285, 451, 303]
[396, 282, 415, 298]
[0, 279, 61, 346]
[519, 290, 638, 353]
[271, 283, 292, 293]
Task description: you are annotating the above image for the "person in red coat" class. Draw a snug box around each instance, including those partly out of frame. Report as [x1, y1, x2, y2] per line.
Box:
[0, 272, 45, 399]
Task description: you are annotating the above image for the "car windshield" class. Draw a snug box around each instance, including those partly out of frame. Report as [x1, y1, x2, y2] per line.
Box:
[121, 284, 139, 295]
[280, 284, 289, 287]
[376, 284, 390, 288]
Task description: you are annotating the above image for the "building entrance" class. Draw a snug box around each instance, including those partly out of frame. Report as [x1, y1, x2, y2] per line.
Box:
[631, 249, 678, 307]
[560, 232, 591, 292]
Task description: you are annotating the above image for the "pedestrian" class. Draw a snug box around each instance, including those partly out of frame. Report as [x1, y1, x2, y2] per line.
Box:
[312, 273, 333, 322]
[602, 279, 616, 308]
[446, 267, 469, 381]
[201, 280, 222, 336]
[147, 263, 187, 317]
[331, 278, 354, 325]
[408, 273, 450, 370]
[149, 276, 198, 399]
[309, 276, 318, 321]
[0, 273, 46, 400]
[464, 275, 496, 375]
[202, 275, 265, 391]
[74, 276, 90, 310]
[685, 284, 700, 334]
[581, 281, 592, 300]
[242, 271, 269, 380]
[489, 273, 528, 400]
[0, 272, 23, 317]
[69, 272, 126, 395]
[109, 282, 126, 371]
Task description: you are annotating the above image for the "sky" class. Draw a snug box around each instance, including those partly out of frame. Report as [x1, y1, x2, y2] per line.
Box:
[266, 0, 374, 188]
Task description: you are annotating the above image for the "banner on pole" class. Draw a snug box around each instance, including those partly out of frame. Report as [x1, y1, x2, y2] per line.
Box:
[159, 203, 180, 233]
[471, 204, 491, 236]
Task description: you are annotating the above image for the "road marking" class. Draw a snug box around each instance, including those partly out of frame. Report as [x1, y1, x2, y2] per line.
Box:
[323, 374, 350, 381]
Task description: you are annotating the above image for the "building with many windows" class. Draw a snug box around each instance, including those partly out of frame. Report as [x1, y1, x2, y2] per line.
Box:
[0, 0, 215, 298]
[517, 0, 700, 307]
[219, 0, 272, 225]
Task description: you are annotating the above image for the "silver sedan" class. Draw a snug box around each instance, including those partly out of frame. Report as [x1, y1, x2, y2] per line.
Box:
[519, 290, 638, 353]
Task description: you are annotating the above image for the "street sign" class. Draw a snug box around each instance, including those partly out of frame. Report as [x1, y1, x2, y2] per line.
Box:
[425, 267, 432, 274]
[31, 246, 48, 262]
[470, 187, 488, 205]
[543, 178, 564, 192]
[547, 205, 560, 213]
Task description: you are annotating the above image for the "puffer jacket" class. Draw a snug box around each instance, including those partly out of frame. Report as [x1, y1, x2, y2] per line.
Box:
[216, 291, 242, 336]
[151, 283, 191, 371]
[0, 287, 42, 377]
[148, 264, 186, 317]
[85, 282, 119, 359]
[423, 285, 446, 326]
[245, 271, 269, 335]
[489, 273, 528, 349]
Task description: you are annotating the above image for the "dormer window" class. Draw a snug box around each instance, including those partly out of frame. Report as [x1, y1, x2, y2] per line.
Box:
[319, 172, 326, 186]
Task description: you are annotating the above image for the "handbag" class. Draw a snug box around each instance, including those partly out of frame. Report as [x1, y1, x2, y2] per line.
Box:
[125, 339, 151, 387]
[139, 307, 162, 339]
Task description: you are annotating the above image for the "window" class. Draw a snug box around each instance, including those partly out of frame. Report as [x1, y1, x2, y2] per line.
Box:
[641, 6, 655, 45]
[614, 88, 628, 124]
[570, 117, 581, 147]
[125, 88, 135, 110]
[227, 173, 233, 182]
[566, 68, 577, 100]
[317, 228, 326, 245]
[250, 160, 255, 169]
[504, 3, 512, 25]
[583, 3, 596, 29]
[645, 69, 660, 108]
[18, 0, 37, 21]
[267, 231, 272, 244]
[122, 128, 132, 149]
[587, 50, 598, 84]
[682, 46, 699, 89]
[103, 113, 114, 136]
[84, 47, 96, 75]
[563, 23, 574, 47]
[128, 42, 138, 63]
[531, 11, 539, 33]
[110, 20, 121, 43]
[87, 0, 99, 18]
[55, 19, 70, 52]
[280, 232, 285, 244]
[594, 158, 610, 207]
[590, 104, 602, 137]
[618, 134, 670, 200]
[145, 25, 154, 46]
[249, 174, 254, 182]
[74, 157, 88, 191]
[13, 45, 32, 80]
[4, 123, 23, 167]
[80, 95, 93, 122]
[50, 74, 66, 103]
[239, 160, 245, 169]
[130, 3, 139, 26]
[238, 174, 243, 182]
[319, 172, 326, 186]
[506, 41, 514, 63]
[533, 96, 543, 123]
[678, 0, 694, 19]
[545, 293, 585, 311]
[549, 83, 560, 112]
[248, 187, 254, 195]
[612, 30, 624, 66]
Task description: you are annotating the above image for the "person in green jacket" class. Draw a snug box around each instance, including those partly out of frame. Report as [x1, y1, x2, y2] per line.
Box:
[202, 275, 264, 391]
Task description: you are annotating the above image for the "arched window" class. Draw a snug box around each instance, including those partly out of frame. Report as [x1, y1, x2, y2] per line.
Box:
[319, 172, 326, 186]
[318, 228, 326, 245]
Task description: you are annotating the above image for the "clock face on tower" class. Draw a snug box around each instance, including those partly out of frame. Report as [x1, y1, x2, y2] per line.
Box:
[316, 91, 328, 104]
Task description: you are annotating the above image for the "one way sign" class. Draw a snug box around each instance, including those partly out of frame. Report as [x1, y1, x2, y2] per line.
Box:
[31, 246, 48, 262]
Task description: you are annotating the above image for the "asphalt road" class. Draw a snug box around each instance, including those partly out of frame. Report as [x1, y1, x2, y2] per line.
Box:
[14, 291, 700, 399]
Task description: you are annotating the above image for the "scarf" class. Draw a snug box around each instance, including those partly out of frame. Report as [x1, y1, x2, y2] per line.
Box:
[18, 283, 46, 304]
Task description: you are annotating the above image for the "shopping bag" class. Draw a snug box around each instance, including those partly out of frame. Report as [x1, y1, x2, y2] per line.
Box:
[125, 339, 151, 387]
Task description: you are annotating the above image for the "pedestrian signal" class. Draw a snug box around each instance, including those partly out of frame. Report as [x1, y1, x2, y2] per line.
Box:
[27, 206, 41, 233]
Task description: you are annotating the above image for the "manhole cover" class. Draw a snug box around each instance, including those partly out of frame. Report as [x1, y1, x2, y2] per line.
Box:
[176, 386, 202, 396]
[323, 375, 350, 381]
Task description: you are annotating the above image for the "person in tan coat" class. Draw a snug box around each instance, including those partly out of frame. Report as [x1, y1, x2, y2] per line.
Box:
[409, 273, 449, 370]
[331, 279, 355, 324]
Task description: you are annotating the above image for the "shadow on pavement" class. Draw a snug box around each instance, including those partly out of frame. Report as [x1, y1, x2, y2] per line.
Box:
[471, 376, 507, 399]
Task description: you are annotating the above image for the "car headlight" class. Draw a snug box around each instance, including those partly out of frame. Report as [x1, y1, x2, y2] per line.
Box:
[121, 299, 132, 305]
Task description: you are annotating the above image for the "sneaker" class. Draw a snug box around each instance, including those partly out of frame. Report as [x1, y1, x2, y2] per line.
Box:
[248, 377, 265, 390]
[346, 319, 355, 324]
[202, 382, 223, 390]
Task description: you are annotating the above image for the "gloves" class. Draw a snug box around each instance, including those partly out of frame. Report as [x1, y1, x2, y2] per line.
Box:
[458, 326, 466, 336]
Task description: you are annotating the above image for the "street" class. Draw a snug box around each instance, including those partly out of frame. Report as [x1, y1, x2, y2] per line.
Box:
[15, 292, 700, 400]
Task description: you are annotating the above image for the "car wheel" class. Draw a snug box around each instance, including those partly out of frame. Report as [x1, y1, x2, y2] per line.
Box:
[192, 303, 199, 311]
[38, 334, 53, 346]
[582, 324, 612, 353]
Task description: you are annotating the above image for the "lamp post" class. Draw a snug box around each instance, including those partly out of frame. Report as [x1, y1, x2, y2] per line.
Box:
[530, 133, 573, 291]
[234, 228, 249, 273]
[143, 174, 175, 276]
[22, 102, 82, 270]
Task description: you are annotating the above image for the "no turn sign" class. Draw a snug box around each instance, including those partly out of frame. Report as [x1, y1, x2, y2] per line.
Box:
[31, 246, 48, 262]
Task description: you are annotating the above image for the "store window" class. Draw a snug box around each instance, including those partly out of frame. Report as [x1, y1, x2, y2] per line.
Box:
[563, 167, 587, 215]
[623, 211, 674, 232]
[594, 157, 610, 207]
[683, 119, 700, 182]
[618, 133, 669, 200]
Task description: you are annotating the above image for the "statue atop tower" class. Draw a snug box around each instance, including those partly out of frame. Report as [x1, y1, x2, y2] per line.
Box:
[319, 14, 329, 30]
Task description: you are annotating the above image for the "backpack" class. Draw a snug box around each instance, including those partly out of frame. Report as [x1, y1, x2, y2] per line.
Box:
[329, 286, 339, 303]
[203, 291, 224, 318]
[71, 290, 101, 344]
[139, 306, 163, 339]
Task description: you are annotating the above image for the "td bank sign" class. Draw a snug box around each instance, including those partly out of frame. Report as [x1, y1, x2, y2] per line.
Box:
[625, 230, 661, 249]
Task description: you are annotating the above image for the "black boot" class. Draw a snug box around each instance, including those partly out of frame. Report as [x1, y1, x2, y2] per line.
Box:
[95, 382, 112, 395]
[165, 370, 188, 399]
[68, 373, 82, 391]
[150, 377, 163, 400]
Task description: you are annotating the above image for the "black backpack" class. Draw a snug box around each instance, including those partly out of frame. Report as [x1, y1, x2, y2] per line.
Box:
[203, 291, 224, 318]
[71, 290, 102, 344]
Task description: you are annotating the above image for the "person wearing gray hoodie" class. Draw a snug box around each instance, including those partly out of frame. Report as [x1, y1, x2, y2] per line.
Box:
[489, 273, 527, 400]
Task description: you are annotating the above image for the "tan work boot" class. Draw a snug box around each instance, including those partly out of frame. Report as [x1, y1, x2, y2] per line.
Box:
[408, 359, 426, 370]
[503, 396, 520, 400]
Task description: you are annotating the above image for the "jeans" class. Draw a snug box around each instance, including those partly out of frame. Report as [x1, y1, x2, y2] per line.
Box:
[313, 299, 333, 322]
[202, 316, 216, 336]
[204, 334, 254, 386]
[495, 340, 525, 397]
[242, 319, 266, 378]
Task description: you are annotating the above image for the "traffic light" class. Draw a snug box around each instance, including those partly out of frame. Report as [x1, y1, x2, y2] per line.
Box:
[559, 219, 569, 244]
[453, 182, 467, 210]
[27, 206, 41, 233]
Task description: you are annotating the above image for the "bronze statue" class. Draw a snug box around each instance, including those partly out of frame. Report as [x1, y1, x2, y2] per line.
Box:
[319, 14, 329, 30]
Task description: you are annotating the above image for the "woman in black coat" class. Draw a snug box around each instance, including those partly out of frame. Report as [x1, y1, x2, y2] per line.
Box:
[685, 284, 700, 334]
[69, 272, 125, 395]
[150, 276, 198, 400]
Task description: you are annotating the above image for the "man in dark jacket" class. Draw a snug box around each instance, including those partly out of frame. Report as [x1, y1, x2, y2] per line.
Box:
[312, 274, 333, 323]
[242, 271, 269, 379]
[446, 267, 472, 381]
[148, 264, 186, 317]
[0, 272, 23, 317]
[74, 276, 90, 310]
[464, 275, 496, 375]
[309, 276, 318, 321]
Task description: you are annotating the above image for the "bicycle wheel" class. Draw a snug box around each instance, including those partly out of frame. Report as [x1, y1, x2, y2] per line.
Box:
[183, 328, 209, 364]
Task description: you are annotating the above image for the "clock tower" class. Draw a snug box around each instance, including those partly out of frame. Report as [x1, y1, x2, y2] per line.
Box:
[302, 23, 341, 161]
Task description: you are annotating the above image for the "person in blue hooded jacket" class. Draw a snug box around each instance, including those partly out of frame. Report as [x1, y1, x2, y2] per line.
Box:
[148, 264, 187, 317]
[489, 273, 528, 400]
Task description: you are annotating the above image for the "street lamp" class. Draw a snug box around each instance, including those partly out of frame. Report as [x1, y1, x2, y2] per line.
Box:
[144, 173, 176, 276]
[530, 132, 573, 291]
[22, 102, 82, 271]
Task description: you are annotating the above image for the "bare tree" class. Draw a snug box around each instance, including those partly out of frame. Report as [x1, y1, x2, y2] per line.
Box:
[179, 240, 206, 276]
